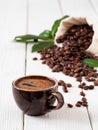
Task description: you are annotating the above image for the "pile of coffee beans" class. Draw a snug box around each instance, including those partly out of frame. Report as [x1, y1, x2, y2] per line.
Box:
[38, 24, 98, 108]
[56, 24, 94, 51]
[40, 45, 98, 82]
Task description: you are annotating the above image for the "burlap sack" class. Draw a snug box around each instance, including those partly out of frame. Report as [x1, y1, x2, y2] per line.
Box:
[55, 16, 98, 55]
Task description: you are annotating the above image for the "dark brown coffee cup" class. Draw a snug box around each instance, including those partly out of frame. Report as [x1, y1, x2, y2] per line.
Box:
[12, 75, 64, 116]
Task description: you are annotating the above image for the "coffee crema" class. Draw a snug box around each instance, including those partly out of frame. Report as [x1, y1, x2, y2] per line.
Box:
[16, 76, 55, 91]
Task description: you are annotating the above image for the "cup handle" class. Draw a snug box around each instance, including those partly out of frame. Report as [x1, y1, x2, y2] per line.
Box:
[47, 92, 64, 111]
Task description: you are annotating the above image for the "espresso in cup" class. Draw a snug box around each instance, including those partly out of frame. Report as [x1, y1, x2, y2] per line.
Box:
[12, 75, 64, 116]
[16, 76, 54, 91]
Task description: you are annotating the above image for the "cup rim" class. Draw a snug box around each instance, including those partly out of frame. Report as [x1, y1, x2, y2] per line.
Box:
[12, 75, 58, 92]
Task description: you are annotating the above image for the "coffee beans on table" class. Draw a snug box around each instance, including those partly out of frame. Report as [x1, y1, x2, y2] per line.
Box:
[33, 57, 38, 60]
[80, 91, 86, 97]
[38, 24, 98, 108]
[67, 103, 73, 108]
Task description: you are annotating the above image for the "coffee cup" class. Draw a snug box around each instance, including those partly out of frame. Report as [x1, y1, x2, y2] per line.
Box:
[12, 75, 64, 116]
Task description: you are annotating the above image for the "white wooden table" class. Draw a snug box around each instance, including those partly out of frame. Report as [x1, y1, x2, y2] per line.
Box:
[0, 0, 98, 130]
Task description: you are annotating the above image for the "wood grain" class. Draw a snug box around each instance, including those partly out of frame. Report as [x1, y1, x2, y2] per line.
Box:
[60, 0, 97, 18]
[0, 0, 27, 129]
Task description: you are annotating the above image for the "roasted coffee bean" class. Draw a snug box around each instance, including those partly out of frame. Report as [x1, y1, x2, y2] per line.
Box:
[76, 77, 82, 82]
[80, 91, 86, 96]
[67, 103, 73, 108]
[77, 101, 82, 105]
[88, 85, 94, 90]
[58, 80, 62, 86]
[82, 82, 86, 86]
[81, 97, 87, 102]
[75, 102, 81, 107]
[87, 72, 96, 77]
[42, 60, 46, 64]
[58, 80, 66, 86]
[58, 80, 68, 92]
[82, 102, 88, 107]
[78, 82, 86, 89]
[52, 65, 60, 72]
[78, 84, 83, 89]
[66, 83, 72, 88]
[63, 86, 68, 93]
[44, 54, 50, 58]
[85, 76, 95, 82]
[94, 80, 98, 86]
[83, 86, 89, 90]
[33, 57, 38, 60]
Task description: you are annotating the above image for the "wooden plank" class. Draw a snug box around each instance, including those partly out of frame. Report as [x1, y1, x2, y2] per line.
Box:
[25, 0, 92, 130]
[27, 0, 61, 35]
[89, 0, 98, 17]
[86, 1, 98, 129]
[0, 0, 27, 129]
[83, 87, 98, 130]
[60, 0, 97, 18]
[24, 107, 91, 130]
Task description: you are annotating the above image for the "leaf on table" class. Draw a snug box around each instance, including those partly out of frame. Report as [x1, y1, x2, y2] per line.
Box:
[32, 41, 54, 52]
[51, 15, 69, 38]
[83, 58, 98, 67]
[14, 34, 40, 42]
[14, 33, 52, 43]
[39, 30, 52, 39]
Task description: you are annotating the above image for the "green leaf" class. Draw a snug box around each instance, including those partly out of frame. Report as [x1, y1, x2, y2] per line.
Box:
[83, 58, 98, 67]
[39, 30, 52, 39]
[14, 34, 39, 42]
[51, 15, 69, 38]
[14, 33, 52, 43]
[32, 41, 54, 52]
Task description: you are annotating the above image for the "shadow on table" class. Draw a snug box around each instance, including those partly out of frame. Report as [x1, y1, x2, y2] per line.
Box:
[27, 104, 92, 125]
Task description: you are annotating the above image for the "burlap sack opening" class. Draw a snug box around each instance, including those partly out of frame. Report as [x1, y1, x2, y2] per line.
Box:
[55, 16, 98, 55]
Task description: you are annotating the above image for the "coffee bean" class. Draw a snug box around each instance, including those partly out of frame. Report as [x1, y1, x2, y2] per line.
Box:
[76, 77, 82, 82]
[83, 86, 89, 90]
[42, 60, 46, 64]
[45, 54, 51, 58]
[58, 80, 66, 86]
[82, 102, 88, 107]
[75, 102, 81, 107]
[78, 84, 83, 89]
[63, 86, 68, 93]
[33, 57, 38, 60]
[78, 82, 86, 89]
[52, 65, 60, 72]
[77, 101, 82, 105]
[67, 103, 73, 108]
[80, 91, 86, 96]
[85, 76, 95, 82]
[88, 85, 94, 90]
[82, 82, 86, 86]
[94, 80, 98, 86]
[58, 80, 69, 92]
[66, 83, 72, 88]
[81, 97, 87, 102]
